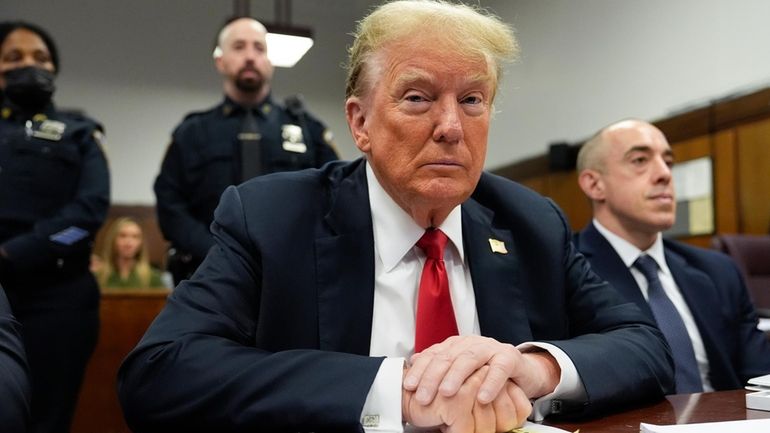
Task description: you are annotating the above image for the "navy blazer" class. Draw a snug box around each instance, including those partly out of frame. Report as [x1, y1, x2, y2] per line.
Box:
[0, 285, 30, 433]
[119, 159, 673, 432]
[574, 222, 770, 391]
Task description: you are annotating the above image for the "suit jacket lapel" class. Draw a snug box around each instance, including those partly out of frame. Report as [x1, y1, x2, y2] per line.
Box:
[664, 248, 720, 323]
[665, 249, 719, 329]
[463, 200, 533, 343]
[578, 223, 654, 318]
[665, 247, 735, 385]
[315, 161, 375, 355]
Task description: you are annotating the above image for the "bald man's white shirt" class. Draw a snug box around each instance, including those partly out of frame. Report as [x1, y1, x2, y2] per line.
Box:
[593, 219, 712, 391]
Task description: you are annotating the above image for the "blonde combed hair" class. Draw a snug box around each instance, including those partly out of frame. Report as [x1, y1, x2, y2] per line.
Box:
[96, 217, 153, 288]
[345, 0, 519, 99]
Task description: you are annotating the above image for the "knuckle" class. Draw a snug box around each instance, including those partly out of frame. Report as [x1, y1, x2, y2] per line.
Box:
[488, 362, 509, 377]
[458, 348, 479, 361]
[488, 360, 514, 379]
[435, 351, 453, 363]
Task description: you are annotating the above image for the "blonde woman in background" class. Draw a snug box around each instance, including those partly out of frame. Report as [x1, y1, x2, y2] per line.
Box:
[96, 217, 166, 289]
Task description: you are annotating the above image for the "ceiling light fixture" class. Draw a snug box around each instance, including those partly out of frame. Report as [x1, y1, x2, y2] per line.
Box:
[264, 22, 314, 68]
[233, 0, 314, 68]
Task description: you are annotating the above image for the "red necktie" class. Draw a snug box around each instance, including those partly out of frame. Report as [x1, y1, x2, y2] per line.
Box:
[414, 228, 458, 353]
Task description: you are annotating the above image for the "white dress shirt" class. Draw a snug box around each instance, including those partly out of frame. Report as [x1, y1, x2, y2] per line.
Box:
[359, 162, 584, 432]
[593, 220, 713, 391]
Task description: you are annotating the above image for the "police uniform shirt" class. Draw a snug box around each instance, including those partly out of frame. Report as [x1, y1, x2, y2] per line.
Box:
[0, 101, 110, 308]
[154, 95, 339, 261]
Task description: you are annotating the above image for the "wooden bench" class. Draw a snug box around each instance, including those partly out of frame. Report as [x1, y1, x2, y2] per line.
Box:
[71, 289, 170, 433]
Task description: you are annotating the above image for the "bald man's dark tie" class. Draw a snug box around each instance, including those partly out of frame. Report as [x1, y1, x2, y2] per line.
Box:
[239, 108, 262, 182]
[634, 255, 703, 393]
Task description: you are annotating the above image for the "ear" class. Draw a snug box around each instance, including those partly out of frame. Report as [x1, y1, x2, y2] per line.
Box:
[213, 52, 225, 74]
[578, 169, 606, 202]
[345, 96, 370, 153]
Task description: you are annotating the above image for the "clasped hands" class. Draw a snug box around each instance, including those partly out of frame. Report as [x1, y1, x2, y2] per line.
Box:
[401, 335, 560, 433]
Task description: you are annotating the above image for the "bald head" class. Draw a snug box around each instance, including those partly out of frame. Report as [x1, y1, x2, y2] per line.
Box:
[212, 17, 273, 105]
[214, 17, 268, 59]
[577, 119, 667, 174]
[577, 119, 675, 249]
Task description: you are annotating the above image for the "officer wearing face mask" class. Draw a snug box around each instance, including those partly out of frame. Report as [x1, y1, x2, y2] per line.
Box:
[0, 21, 109, 433]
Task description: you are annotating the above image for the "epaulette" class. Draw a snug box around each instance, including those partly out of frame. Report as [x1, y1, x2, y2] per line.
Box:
[56, 109, 105, 132]
[181, 103, 221, 122]
[181, 109, 210, 122]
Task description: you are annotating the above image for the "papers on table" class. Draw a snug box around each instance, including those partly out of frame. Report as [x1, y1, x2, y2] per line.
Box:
[745, 374, 770, 412]
[746, 390, 770, 411]
[511, 422, 576, 433]
[749, 373, 770, 389]
[640, 418, 770, 432]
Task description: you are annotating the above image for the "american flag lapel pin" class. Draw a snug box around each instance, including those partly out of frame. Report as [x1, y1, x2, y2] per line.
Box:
[488, 238, 508, 254]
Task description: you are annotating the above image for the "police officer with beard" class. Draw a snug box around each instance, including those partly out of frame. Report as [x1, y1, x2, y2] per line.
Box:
[0, 21, 109, 433]
[155, 17, 338, 285]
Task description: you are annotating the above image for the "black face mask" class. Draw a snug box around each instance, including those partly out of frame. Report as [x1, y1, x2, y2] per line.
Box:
[3, 66, 56, 112]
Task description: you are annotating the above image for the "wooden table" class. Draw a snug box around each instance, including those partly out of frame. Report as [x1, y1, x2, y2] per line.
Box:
[547, 389, 770, 432]
[66, 294, 768, 433]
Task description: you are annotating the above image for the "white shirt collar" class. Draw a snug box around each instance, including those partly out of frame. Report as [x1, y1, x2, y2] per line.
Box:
[592, 219, 670, 275]
[366, 161, 464, 272]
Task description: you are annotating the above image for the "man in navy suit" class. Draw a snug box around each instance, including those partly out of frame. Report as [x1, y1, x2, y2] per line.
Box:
[0, 284, 30, 433]
[574, 119, 770, 393]
[118, 2, 673, 432]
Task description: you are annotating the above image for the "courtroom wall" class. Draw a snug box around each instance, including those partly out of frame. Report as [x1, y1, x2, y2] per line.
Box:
[3, 0, 770, 203]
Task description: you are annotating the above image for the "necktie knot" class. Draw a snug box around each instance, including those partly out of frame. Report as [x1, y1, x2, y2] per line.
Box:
[242, 106, 261, 125]
[634, 255, 659, 283]
[416, 229, 448, 260]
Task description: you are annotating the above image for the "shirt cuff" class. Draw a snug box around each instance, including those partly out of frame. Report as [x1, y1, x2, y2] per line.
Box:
[517, 342, 586, 422]
[360, 357, 405, 433]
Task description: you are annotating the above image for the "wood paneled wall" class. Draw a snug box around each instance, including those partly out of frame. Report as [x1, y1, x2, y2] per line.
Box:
[736, 120, 770, 234]
[494, 87, 770, 244]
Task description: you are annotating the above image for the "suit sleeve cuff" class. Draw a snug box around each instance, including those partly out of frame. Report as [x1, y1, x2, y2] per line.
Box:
[517, 342, 586, 421]
[360, 357, 405, 433]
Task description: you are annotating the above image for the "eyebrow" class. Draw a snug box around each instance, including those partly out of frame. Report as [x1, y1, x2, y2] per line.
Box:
[391, 70, 432, 90]
[3, 47, 49, 57]
[229, 36, 264, 45]
[624, 145, 673, 158]
[391, 69, 491, 92]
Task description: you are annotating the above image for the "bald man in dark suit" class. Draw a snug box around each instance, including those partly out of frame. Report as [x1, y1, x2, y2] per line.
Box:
[574, 119, 770, 393]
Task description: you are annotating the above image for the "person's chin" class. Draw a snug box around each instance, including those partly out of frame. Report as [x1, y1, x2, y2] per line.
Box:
[418, 178, 472, 202]
[235, 78, 262, 93]
[649, 216, 676, 232]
